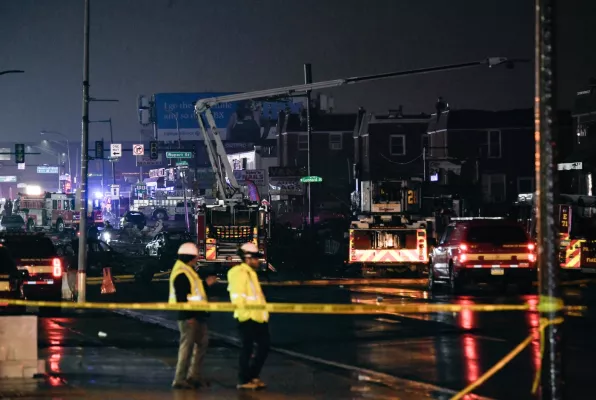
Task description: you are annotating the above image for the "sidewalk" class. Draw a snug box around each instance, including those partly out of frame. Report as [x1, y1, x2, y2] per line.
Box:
[0, 311, 415, 400]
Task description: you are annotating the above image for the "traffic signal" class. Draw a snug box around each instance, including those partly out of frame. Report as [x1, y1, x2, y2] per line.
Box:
[149, 141, 158, 160]
[95, 140, 104, 159]
[15, 143, 25, 164]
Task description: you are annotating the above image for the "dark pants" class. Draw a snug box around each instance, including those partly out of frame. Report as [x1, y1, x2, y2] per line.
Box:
[238, 320, 270, 384]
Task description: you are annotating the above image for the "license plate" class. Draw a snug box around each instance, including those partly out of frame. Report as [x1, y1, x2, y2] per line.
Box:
[491, 268, 505, 276]
[0, 282, 10, 291]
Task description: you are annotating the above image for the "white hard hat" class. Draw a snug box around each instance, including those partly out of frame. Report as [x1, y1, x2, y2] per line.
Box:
[178, 242, 199, 256]
[238, 242, 262, 258]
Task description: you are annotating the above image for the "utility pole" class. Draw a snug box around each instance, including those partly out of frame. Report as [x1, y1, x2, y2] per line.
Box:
[304, 63, 314, 227]
[108, 119, 115, 184]
[535, 0, 563, 398]
[77, 0, 90, 303]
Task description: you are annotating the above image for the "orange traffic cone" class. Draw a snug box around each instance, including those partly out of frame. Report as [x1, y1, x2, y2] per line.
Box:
[101, 267, 116, 295]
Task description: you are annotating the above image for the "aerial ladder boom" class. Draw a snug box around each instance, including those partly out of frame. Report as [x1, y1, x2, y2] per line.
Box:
[194, 57, 515, 203]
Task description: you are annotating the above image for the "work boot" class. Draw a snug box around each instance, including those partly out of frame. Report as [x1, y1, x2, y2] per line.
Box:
[236, 381, 259, 390]
[172, 381, 193, 390]
[252, 378, 267, 389]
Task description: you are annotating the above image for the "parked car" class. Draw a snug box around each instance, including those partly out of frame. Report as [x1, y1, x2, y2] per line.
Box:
[120, 211, 146, 230]
[57, 238, 131, 277]
[0, 214, 26, 232]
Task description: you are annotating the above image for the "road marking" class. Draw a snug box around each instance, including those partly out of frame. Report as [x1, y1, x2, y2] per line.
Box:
[115, 309, 492, 399]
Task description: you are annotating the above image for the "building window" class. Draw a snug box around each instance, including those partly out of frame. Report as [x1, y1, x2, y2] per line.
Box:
[481, 173, 506, 203]
[298, 134, 308, 151]
[389, 134, 406, 156]
[517, 177, 534, 194]
[329, 133, 342, 150]
[487, 130, 501, 158]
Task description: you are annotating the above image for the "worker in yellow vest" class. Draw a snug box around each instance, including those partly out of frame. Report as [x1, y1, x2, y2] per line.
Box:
[170, 242, 217, 390]
[228, 242, 270, 390]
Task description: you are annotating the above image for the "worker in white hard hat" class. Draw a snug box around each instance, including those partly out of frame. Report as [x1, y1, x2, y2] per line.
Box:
[169, 242, 217, 390]
[228, 242, 270, 390]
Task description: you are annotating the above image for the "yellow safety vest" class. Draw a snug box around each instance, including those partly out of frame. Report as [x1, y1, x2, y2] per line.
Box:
[169, 260, 207, 304]
[227, 263, 269, 323]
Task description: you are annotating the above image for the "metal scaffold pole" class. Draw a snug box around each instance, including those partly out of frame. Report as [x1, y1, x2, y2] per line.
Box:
[535, 0, 563, 398]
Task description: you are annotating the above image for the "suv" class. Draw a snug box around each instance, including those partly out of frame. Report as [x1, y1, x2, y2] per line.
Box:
[0, 246, 25, 312]
[428, 218, 536, 293]
[0, 233, 63, 300]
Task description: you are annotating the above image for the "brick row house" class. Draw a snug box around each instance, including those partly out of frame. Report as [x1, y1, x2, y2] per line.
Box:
[276, 109, 358, 221]
[426, 108, 572, 216]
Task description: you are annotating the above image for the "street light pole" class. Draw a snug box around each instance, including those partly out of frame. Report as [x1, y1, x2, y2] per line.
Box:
[172, 113, 190, 231]
[304, 63, 314, 227]
[78, 0, 90, 304]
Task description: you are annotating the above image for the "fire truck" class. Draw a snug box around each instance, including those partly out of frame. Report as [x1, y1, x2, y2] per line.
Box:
[348, 180, 429, 276]
[514, 192, 596, 275]
[18, 192, 78, 232]
[190, 57, 514, 272]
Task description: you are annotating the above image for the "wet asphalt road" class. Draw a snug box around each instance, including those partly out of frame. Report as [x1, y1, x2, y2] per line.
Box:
[82, 277, 596, 400]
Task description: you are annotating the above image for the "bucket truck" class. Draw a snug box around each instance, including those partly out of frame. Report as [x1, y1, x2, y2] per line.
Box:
[193, 57, 515, 272]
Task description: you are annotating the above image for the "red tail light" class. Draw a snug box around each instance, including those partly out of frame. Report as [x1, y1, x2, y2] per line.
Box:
[528, 243, 535, 251]
[459, 244, 468, 252]
[528, 253, 536, 262]
[52, 258, 62, 277]
[459, 253, 468, 262]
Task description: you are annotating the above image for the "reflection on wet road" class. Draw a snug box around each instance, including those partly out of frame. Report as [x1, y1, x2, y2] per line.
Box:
[27, 278, 595, 399]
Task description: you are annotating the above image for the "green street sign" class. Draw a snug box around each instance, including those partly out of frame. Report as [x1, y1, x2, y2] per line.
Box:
[177, 161, 189, 167]
[300, 176, 323, 183]
[166, 151, 193, 159]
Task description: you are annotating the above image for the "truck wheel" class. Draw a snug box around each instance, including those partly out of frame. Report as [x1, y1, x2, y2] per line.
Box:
[154, 210, 167, 220]
[56, 219, 65, 233]
[428, 262, 438, 292]
[27, 219, 35, 232]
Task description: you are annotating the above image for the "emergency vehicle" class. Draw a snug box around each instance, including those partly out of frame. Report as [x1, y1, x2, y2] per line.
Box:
[131, 196, 192, 220]
[195, 201, 269, 271]
[71, 199, 104, 228]
[18, 192, 78, 233]
[514, 192, 596, 275]
[348, 180, 429, 276]
[428, 217, 536, 293]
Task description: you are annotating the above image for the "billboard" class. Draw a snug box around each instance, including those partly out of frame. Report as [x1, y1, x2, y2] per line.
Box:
[154, 92, 303, 142]
[0, 176, 17, 183]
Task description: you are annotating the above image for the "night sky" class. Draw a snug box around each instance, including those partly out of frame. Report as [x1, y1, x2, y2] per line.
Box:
[1, 0, 595, 142]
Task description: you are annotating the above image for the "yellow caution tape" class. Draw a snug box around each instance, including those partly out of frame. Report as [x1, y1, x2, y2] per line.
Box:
[0, 298, 575, 314]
